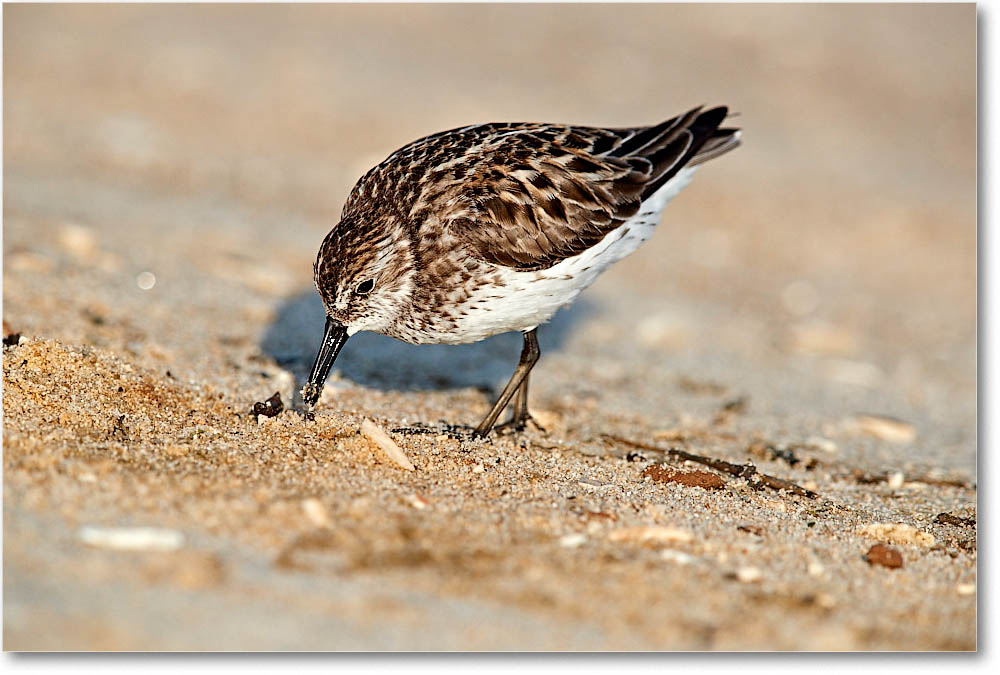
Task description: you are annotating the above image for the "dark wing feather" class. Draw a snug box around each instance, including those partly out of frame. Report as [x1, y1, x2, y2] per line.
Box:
[411, 106, 738, 271]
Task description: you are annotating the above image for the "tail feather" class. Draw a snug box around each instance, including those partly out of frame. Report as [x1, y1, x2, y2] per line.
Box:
[687, 127, 742, 167]
[636, 106, 737, 200]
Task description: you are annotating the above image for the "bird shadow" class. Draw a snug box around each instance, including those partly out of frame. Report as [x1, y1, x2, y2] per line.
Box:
[259, 288, 593, 394]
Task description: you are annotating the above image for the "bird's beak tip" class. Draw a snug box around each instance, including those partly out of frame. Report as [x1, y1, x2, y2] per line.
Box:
[302, 317, 349, 410]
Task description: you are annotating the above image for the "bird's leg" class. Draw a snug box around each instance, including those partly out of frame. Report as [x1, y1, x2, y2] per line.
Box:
[473, 329, 540, 437]
[510, 377, 531, 428]
[494, 373, 546, 434]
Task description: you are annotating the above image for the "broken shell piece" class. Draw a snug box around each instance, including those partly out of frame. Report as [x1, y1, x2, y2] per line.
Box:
[859, 522, 935, 547]
[361, 419, 415, 471]
[852, 414, 917, 444]
[577, 477, 613, 491]
[735, 566, 763, 583]
[608, 526, 693, 545]
[559, 533, 587, 548]
[301, 498, 331, 528]
[79, 526, 184, 552]
[408, 493, 431, 510]
[660, 549, 695, 565]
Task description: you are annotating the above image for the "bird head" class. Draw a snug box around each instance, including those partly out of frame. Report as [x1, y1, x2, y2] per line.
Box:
[301, 215, 416, 408]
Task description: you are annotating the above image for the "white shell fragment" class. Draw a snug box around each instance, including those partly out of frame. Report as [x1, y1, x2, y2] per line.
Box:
[361, 419, 415, 471]
[660, 549, 695, 565]
[301, 498, 332, 528]
[858, 522, 935, 547]
[79, 526, 184, 552]
[559, 533, 587, 548]
[577, 477, 613, 491]
[852, 414, 917, 444]
[735, 566, 763, 583]
[136, 271, 157, 290]
[607, 526, 693, 545]
[408, 493, 431, 510]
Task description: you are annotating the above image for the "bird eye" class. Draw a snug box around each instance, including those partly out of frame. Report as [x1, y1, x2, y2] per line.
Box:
[355, 279, 375, 295]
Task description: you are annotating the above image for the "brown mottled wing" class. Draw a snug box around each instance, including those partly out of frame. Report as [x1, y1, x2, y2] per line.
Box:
[436, 106, 736, 271]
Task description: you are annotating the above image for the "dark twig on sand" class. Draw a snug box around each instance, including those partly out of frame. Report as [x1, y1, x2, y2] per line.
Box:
[934, 512, 977, 528]
[604, 434, 820, 499]
[391, 422, 479, 441]
[847, 469, 972, 490]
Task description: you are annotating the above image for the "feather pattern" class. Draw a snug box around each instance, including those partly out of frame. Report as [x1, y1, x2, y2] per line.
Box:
[353, 106, 738, 271]
[313, 106, 740, 343]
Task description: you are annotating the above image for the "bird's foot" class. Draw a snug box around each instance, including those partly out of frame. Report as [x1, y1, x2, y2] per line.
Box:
[493, 410, 546, 435]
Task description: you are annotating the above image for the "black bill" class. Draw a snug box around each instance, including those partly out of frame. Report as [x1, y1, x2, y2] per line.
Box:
[301, 317, 348, 409]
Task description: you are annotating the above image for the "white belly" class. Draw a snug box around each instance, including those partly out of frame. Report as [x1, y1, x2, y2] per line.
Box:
[435, 168, 698, 344]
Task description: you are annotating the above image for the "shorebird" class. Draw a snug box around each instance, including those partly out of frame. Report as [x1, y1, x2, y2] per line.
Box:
[301, 105, 740, 436]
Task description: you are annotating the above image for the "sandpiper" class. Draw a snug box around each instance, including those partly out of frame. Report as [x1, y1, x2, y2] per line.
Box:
[301, 106, 740, 436]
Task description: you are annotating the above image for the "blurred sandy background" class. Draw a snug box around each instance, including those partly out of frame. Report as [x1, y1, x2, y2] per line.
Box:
[3, 3, 976, 650]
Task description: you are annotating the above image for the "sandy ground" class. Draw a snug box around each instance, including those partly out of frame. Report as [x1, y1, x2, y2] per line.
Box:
[2, 4, 977, 650]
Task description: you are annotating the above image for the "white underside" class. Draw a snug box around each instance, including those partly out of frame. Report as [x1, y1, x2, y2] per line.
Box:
[435, 167, 699, 344]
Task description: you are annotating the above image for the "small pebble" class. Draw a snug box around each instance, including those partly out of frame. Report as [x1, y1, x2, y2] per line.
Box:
[957, 583, 976, 596]
[852, 414, 917, 444]
[735, 566, 763, 583]
[577, 477, 612, 491]
[859, 522, 935, 547]
[301, 498, 331, 528]
[408, 494, 431, 510]
[660, 549, 695, 565]
[251, 392, 284, 421]
[808, 561, 825, 577]
[865, 543, 903, 569]
[559, 533, 587, 549]
[79, 526, 184, 552]
[608, 526, 693, 545]
[361, 419, 415, 471]
[136, 271, 157, 290]
[887, 472, 905, 489]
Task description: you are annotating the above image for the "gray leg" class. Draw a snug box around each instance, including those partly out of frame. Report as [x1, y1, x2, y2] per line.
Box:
[473, 329, 540, 437]
[511, 376, 530, 425]
[494, 373, 546, 433]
